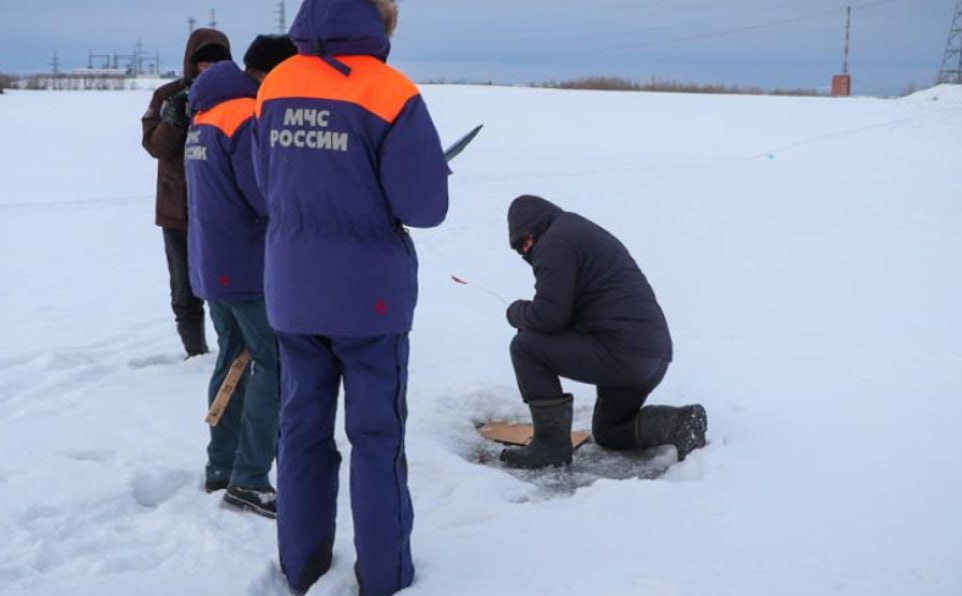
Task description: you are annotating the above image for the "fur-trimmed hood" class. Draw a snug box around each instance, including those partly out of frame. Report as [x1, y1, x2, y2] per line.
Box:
[289, 0, 397, 60]
[183, 28, 231, 80]
[371, 0, 398, 37]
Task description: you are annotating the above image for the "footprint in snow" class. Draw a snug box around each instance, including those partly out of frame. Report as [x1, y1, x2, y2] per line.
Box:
[63, 448, 114, 463]
[130, 468, 192, 508]
[128, 354, 185, 369]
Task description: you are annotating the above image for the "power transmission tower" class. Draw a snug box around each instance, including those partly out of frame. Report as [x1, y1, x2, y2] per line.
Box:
[938, 0, 962, 84]
[275, 1, 288, 34]
[50, 51, 61, 76]
[842, 6, 852, 75]
[188, 17, 197, 34]
[136, 38, 144, 75]
[831, 6, 853, 96]
[209, 9, 217, 29]
[89, 50, 112, 69]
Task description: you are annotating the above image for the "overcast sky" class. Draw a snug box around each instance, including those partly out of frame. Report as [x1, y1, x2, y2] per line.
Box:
[0, 0, 957, 95]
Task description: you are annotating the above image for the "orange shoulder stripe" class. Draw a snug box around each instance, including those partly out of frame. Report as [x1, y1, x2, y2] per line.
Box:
[193, 97, 256, 138]
[255, 55, 418, 124]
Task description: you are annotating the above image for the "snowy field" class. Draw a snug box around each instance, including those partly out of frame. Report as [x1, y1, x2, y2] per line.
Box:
[0, 83, 960, 595]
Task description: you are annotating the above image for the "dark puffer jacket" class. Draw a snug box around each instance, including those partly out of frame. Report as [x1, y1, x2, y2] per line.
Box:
[141, 28, 231, 230]
[506, 195, 673, 359]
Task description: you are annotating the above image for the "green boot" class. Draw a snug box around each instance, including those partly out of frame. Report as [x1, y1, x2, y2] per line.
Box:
[500, 395, 574, 469]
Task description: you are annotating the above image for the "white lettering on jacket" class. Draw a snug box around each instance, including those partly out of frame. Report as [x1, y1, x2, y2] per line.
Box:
[271, 108, 349, 153]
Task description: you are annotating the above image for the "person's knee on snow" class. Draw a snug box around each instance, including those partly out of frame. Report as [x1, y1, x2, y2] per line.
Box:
[592, 385, 648, 450]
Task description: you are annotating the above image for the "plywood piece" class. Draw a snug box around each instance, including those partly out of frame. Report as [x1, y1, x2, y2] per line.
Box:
[478, 422, 590, 449]
[205, 351, 251, 426]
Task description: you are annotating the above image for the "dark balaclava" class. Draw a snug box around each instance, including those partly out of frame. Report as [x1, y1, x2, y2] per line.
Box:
[507, 195, 564, 264]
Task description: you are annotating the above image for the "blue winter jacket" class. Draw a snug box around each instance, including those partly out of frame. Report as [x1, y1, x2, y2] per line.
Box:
[253, 0, 450, 336]
[185, 61, 267, 302]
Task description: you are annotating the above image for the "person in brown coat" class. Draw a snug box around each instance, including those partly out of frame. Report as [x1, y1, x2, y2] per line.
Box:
[141, 28, 231, 357]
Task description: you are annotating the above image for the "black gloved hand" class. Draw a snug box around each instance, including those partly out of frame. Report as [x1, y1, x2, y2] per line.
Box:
[160, 88, 191, 128]
[506, 300, 525, 329]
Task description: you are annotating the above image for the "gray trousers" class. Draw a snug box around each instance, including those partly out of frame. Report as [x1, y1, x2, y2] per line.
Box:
[510, 329, 669, 449]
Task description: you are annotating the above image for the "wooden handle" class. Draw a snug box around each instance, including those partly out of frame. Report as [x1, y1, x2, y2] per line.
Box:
[205, 351, 251, 426]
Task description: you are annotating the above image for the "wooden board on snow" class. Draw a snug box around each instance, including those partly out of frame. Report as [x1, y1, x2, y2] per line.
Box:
[478, 422, 591, 449]
[205, 351, 250, 426]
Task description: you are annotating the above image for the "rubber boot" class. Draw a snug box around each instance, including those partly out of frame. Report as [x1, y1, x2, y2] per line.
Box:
[636, 404, 708, 461]
[500, 395, 574, 469]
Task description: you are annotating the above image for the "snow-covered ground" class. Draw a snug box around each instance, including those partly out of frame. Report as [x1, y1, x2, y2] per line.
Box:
[0, 84, 960, 596]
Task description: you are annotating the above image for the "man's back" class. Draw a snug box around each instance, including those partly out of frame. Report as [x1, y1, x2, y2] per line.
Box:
[508, 195, 672, 359]
[185, 61, 266, 302]
[253, 48, 448, 337]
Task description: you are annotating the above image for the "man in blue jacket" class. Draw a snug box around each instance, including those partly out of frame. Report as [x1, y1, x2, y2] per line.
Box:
[253, 1, 449, 594]
[185, 35, 296, 518]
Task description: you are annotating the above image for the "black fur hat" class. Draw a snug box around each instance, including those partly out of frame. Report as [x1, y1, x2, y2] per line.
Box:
[190, 44, 231, 65]
[244, 34, 297, 74]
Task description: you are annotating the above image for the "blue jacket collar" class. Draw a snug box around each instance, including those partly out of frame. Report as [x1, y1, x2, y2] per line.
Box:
[189, 61, 258, 114]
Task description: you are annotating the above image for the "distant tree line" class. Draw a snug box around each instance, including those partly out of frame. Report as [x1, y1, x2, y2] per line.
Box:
[0, 73, 15, 93]
[539, 76, 821, 97]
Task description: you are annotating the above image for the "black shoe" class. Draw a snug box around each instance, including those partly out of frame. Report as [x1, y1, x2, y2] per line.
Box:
[500, 395, 574, 470]
[205, 476, 229, 493]
[223, 485, 277, 519]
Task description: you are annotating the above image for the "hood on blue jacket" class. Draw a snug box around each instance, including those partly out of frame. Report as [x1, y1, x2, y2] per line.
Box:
[189, 61, 259, 114]
[289, 0, 392, 60]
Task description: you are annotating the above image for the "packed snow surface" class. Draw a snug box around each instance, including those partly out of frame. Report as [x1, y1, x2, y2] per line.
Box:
[1, 84, 960, 595]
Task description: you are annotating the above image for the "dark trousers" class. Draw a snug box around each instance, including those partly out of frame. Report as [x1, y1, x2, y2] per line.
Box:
[162, 227, 206, 353]
[206, 299, 280, 489]
[276, 332, 413, 596]
[510, 329, 669, 449]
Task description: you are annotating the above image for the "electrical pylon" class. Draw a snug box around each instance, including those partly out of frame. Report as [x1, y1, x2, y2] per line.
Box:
[938, 0, 962, 84]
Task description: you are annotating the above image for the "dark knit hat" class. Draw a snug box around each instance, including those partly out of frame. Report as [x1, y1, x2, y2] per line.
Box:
[244, 34, 297, 73]
[190, 44, 231, 65]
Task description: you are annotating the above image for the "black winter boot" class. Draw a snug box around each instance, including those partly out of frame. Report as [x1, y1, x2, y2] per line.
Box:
[636, 404, 707, 461]
[223, 485, 277, 519]
[500, 395, 574, 469]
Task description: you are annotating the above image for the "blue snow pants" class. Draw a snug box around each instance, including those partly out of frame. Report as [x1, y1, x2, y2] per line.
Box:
[276, 332, 414, 596]
[206, 299, 279, 490]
